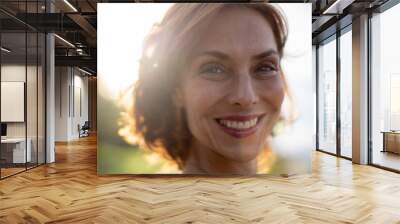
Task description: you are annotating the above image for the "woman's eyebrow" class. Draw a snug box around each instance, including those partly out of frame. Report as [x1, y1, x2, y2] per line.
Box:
[195, 50, 229, 60]
[194, 49, 279, 60]
[252, 50, 279, 60]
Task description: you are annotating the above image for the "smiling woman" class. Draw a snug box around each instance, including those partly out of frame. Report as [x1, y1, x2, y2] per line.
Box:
[121, 3, 290, 175]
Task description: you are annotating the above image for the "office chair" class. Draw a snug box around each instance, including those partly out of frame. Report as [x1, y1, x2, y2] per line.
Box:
[79, 121, 90, 138]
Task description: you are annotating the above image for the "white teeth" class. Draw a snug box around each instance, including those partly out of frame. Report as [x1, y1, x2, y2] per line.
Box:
[218, 118, 258, 130]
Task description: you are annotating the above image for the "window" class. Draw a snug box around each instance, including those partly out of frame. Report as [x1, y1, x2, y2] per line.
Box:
[340, 29, 352, 158]
[317, 36, 337, 154]
[371, 2, 400, 171]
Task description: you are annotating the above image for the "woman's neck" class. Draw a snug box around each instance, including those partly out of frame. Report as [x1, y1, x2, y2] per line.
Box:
[183, 141, 258, 175]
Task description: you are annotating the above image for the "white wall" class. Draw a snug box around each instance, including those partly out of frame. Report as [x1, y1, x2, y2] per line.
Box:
[1, 63, 46, 164]
[55, 66, 69, 141]
[55, 67, 89, 141]
[71, 72, 89, 138]
[1, 65, 39, 138]
[1, 65, 26, 132]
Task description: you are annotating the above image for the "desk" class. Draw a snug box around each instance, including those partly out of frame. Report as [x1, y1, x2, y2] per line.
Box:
[381, 131, 400, 154]
[1, 138, 31, 163]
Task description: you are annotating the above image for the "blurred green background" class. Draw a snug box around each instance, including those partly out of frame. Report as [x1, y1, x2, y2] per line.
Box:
[97, 93, 168, 174]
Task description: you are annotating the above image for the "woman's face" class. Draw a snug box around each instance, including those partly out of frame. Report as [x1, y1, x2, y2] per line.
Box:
[179, 7, 285, 163]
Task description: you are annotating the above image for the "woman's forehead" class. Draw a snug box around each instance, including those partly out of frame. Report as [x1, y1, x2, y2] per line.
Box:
[188, 7, 278, 60]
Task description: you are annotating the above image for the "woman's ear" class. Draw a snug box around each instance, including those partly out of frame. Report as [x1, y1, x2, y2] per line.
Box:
[173, 88, 184, 108]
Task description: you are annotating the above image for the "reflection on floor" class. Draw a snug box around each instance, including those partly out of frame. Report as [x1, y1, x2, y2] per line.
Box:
[341, 147, 352, 158]
[373, 150, 400, 171]
[0, 163, 41, 178]
[0, 167, 25, 178]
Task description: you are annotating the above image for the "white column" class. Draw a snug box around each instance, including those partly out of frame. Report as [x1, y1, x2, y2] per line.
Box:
[46, 1, 55, 163]
[312, 45, 317, 149]
[352, 14, 369, 164]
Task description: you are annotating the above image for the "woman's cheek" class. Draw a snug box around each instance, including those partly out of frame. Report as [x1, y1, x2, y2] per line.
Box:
[257, 77, 285, 110]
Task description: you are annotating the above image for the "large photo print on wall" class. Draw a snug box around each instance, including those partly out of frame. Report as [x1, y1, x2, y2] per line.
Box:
[98, 3, 313, 175]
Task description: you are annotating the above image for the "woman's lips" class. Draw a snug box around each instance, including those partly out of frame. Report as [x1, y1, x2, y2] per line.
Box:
[215, 114, 265, 138]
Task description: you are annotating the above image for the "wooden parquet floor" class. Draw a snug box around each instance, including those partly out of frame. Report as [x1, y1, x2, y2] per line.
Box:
[1, 134, 400, 223]
[1, 167, 26, 178]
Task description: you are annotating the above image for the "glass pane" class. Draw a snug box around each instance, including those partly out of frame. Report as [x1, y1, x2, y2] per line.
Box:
[1, 31, 27, 177]
[318, 37, 337, 154]
[27, 31, 38, 169]
[371, 3, 400, 171]
[0, 1, 46, 178]
[38, 32, 45, 165]
[340, 29, 352, 158]
[26, 0, 39, 170]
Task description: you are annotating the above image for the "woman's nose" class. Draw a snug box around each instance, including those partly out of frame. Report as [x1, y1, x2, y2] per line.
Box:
[228, 75, 259, 107]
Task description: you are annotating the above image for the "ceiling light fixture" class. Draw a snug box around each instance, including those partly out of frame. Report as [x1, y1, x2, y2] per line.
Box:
[1, 47, 11, 53]
[76, 48, 85, 55]
[322, 0, 354, 15]
[63, 0, 78, 12]
[54, 34, 75, 48]
[78, 67, 93, 76]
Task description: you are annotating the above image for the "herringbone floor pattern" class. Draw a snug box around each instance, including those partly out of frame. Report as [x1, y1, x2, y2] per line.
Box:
[1, 134, 400, 223]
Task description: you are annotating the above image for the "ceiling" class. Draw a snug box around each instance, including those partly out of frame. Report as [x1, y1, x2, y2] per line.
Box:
[0, 0, 395, 75]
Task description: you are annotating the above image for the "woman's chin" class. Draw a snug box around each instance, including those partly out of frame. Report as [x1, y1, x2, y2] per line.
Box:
[214, 144, 263, 162]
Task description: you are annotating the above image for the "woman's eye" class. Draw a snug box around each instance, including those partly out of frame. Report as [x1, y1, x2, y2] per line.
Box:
[255, 64, 278, 78]
[200, 64, 224, 74]
[198, 63, 228, 80]
[257, 64, 276, 72]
